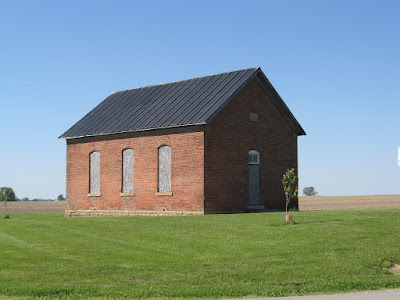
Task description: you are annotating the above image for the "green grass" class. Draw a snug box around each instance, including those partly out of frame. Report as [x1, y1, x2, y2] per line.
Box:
[0, 210, 399, 299]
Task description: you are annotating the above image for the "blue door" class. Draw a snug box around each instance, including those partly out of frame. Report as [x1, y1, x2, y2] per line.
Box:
[248, 150, 261, 206]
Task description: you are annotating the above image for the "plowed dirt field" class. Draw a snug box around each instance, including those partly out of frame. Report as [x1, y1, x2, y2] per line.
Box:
[3, 201, 66, 213]
[299, 194, 400, 211]
[2, 195, 400, 213]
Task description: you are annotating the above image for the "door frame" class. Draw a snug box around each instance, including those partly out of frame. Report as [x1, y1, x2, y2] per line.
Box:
[248, 150, 264, 209]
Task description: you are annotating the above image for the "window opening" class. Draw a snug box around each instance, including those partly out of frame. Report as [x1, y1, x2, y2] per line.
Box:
[89, 151, 100, 193]
[122, 149, 134, 193]
[248, 150, 260, 165]
[249, 112, 259, 122]
[158, 145, 171, 192]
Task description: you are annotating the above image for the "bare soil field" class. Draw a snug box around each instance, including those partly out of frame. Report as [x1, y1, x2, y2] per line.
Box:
[299, 194, 400, 211]
[2, 195, 400, 213]
[2, 201, 66, 213]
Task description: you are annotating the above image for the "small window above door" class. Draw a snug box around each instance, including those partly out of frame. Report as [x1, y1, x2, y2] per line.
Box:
[248, 150, 260, 165]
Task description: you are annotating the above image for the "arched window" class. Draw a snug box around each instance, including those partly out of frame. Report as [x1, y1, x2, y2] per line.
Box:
[89, 151, 100, 194]
[248, 150, 260, 165]
[122, 149, 134, 194]
[158, 145, 171, 193]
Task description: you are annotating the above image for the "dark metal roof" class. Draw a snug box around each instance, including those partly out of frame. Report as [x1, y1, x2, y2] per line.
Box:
[60, 67, 305, 139]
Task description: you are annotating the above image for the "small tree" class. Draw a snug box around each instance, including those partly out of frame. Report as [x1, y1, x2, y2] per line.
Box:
[57, 194, 65, 201]
[303, 186, 318, 196]
[282, 169, 298, 222]
[0, 187, 16, 218]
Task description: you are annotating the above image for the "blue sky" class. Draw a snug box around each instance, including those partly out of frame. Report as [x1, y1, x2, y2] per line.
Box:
[1, 0, 399, 199]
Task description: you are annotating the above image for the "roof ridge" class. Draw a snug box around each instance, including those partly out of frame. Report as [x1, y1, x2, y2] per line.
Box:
[112, 67, 260, 94]
[60, 66, 274, 139]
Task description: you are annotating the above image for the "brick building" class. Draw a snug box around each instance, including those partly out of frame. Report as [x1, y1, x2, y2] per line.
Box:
[60, 67, 305, 217]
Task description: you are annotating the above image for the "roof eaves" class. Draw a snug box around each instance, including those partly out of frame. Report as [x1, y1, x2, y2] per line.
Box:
[59, 122, 207, 140]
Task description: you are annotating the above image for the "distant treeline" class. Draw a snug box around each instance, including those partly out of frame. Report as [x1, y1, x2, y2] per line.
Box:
[1, 187, 66, 203]
[9, 193, 65, 202]
[18, 198, 66, 202]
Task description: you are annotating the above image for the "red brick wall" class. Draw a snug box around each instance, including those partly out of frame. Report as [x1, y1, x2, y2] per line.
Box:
[204, 78, 298, 212]
[65, 78, 300, 216]
[66, 128, 205, 215]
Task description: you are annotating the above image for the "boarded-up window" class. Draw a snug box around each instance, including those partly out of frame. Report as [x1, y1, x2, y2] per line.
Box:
[158, 145, 171, 192]
[90, 151, 100, 194]
[249, 112, 259, 122]
[122, 149, 134, 193]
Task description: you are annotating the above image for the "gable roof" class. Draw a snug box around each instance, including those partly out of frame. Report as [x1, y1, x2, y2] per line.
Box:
[60, 67, 305, 139]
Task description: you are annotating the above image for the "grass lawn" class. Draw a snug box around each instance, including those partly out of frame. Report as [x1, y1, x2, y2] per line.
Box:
[0, 210, 399, 299]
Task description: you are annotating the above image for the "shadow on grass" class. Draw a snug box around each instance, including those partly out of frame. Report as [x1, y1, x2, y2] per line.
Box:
[292, 218, 345, 225]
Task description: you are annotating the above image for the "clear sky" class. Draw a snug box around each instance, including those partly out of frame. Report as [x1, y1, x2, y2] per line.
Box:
[1, 0, 399, 199]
